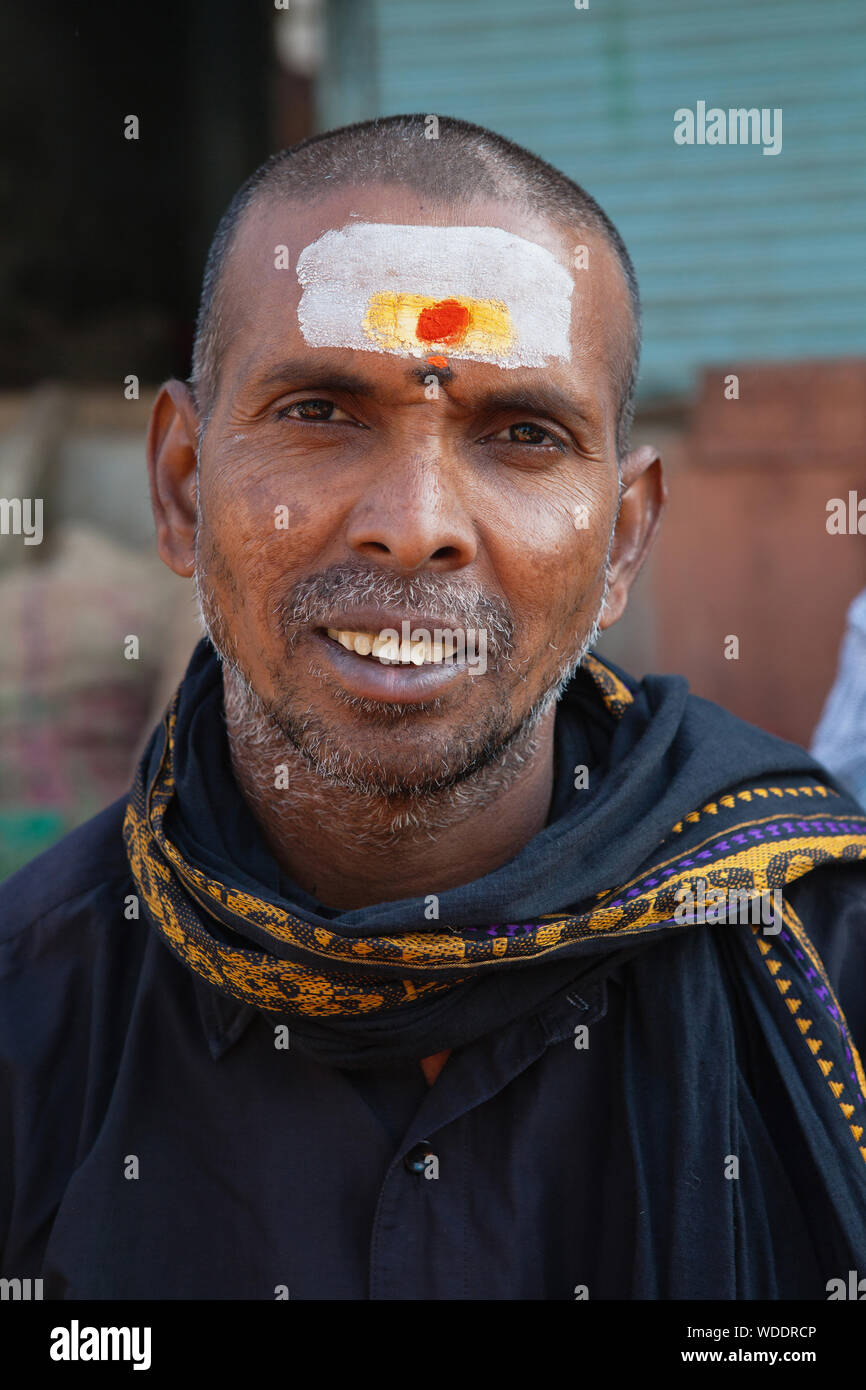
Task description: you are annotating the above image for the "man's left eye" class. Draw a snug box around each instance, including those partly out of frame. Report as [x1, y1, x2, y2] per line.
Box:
[498, 422, 556, 445]
[277, 398, 353, 422]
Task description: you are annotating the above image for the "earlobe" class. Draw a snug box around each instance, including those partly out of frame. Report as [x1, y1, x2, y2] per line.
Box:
[599, 444, 666, 630]
[146, 380, 201, 579]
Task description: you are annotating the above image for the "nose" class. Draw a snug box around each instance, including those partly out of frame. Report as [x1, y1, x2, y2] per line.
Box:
[345, 452, 478, 573]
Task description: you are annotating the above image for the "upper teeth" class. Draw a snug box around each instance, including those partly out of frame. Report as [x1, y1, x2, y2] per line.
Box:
[325, 628, 451, 665]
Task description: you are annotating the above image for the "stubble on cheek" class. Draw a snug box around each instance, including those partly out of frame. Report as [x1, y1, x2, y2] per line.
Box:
[193, 515, 247, 668]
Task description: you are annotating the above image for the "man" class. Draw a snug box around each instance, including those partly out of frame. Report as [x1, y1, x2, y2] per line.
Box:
[2, 114, 866, 1301]
[812, 587, 866, 810]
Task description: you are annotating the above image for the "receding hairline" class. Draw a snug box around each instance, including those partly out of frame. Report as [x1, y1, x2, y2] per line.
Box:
[190, 115, 642, 455]
[215, 182, 630, 382]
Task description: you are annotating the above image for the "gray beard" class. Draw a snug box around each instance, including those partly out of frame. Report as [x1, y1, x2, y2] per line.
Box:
[193, 549, 610, 843]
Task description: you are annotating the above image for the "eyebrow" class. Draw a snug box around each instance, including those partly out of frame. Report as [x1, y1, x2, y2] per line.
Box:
[247, 356, 600, 431]
[467, 385, 601, 432]
[250, 357, 378, 398]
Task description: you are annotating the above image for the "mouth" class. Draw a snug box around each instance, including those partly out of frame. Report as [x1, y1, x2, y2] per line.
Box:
[323, 626, 458, 666]
[311, 619, 472, 705]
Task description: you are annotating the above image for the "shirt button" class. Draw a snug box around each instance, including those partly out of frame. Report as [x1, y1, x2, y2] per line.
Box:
[404, 1141, 435, 1175]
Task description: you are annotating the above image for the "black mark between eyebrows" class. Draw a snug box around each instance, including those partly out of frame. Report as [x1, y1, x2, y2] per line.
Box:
[409, 363, 455, 387]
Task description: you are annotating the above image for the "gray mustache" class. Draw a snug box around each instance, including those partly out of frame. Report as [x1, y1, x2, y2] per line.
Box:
[275, 565, 515, 654]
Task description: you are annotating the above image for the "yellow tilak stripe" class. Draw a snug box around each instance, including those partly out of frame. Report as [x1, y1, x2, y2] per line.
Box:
[362, 292, 514, 356]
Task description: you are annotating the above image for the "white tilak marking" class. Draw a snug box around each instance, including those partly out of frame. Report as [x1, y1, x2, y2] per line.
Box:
[295, 222, 574, 367]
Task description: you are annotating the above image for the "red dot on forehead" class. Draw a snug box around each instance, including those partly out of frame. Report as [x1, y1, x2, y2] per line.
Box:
[416, 298, 471, 344]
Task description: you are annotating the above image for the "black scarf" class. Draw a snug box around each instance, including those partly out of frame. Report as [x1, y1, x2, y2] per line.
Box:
[124, 639, 865, 1062]
[122, 639, 866, 1288]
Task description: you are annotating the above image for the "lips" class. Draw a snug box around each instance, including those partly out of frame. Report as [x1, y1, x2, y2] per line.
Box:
[312, 624, 468, 704]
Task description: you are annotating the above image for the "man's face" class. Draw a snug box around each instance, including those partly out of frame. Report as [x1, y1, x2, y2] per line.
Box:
[193, 184, 631, 795]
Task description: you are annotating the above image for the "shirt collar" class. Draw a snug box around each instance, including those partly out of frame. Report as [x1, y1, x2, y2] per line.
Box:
[191, 963, 613, 1064]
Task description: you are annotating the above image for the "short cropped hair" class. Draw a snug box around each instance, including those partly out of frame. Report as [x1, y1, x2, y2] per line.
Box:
[190, 113, 642, 458]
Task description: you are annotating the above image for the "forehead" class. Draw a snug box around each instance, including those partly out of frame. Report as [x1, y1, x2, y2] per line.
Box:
[296, 221, 575, 369]
[220, 183, 630, 407]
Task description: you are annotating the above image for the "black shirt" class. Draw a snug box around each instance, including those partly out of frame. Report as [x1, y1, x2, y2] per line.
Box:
[2, 794, 865, 1299]
[3, 648, 866, 1299]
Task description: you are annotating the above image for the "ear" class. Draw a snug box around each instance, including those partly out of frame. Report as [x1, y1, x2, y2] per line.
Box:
[599, 443, 666, 630]
[146, 380, 201, 579]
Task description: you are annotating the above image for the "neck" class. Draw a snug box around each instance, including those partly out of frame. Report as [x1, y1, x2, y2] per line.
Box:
[223, 669, 557, 911]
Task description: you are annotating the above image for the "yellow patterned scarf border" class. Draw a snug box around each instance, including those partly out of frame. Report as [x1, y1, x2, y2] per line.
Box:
[123, 650, 866, 1020]
[752, 902, 866, 1166]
